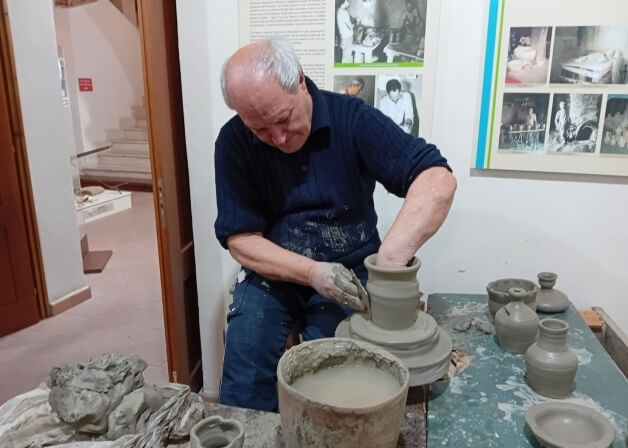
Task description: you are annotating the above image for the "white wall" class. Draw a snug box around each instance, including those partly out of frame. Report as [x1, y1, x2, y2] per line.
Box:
[7, 0, 89, 304]
[176, 0, 240, 399]
[415, 0, 628, 331]
[54, 0, 144, 152]
[177, 0, 628, 395]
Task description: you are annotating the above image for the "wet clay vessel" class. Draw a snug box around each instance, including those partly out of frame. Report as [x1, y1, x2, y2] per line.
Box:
[336, 254, 452, 386]
[487, 278, 538, 317]
[525, 401, 615, 448]
[495, 287, 539, 354]
[277, 338, 409, 448]
[190, 416, 244, 448]
[536, 272, 569, 313]
[525, 318, 578, 398]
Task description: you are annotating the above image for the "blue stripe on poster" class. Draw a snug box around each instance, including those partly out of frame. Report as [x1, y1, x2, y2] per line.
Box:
[475, 0, 500, 169]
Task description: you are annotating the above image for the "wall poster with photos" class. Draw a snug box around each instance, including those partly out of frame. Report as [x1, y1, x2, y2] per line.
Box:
[476, 0, 628, 176]
[238, 0, 441, 141]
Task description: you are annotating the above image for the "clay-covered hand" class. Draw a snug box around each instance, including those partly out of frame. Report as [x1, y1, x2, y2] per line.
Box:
[309, 262, 366, 312]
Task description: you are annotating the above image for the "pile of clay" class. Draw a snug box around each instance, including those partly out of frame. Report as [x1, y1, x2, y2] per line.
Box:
[0, 353, 205, 448]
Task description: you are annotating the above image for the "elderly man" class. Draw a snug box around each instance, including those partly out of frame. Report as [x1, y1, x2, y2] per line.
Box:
[215, 38, 456, 411]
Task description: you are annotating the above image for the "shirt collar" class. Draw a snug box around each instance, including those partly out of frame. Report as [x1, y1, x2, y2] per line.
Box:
[305, 76, 330, 134]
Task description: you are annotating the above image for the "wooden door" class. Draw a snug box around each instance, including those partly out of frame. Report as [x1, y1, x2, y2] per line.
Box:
[137, 0, 202, 390]
[0, 11, 40, 337]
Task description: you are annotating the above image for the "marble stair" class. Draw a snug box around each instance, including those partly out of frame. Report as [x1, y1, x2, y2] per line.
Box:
[81, 102, 152, 188]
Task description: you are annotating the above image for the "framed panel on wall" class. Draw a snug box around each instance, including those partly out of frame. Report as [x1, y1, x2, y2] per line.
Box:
[475, 0, 628, 176]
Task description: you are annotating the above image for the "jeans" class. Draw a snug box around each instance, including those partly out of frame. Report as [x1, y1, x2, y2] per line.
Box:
[219, 266, 367, 411]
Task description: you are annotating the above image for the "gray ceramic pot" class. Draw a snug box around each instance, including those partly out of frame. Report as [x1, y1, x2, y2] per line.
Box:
[486, 278, 538, 317]
[277, 338, 409, 448]
[495, 287, 539, 354]
[190, 416, 244, 448]
[525, 318, 578, 398]
[536, 272, 569, 313]
[365, 254, 421, 330]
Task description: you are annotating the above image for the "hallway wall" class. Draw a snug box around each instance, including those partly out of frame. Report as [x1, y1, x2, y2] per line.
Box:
[6, 0, 89, 305]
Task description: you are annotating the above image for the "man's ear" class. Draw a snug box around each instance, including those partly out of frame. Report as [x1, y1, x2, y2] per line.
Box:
[298, 73, 307, 91]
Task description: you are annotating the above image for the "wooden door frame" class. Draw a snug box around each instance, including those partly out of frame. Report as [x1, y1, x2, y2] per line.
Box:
[0, 0, 49, 318]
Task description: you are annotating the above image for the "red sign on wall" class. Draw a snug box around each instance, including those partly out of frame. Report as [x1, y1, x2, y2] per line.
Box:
[78, 78, 93, 92]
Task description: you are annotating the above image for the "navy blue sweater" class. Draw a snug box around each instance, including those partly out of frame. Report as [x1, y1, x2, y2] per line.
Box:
[214, 78, 450, 270]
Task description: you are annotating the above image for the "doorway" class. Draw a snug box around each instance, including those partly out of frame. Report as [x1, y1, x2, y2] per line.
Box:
[0, 0, 201, 404]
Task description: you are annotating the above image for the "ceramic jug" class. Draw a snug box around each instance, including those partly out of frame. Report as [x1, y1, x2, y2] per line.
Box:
[525, 318, 578, 398]
[495, 288, 539, 354]
[190, 416, 245, 448]
[536, 272, 569, 313]
[364, 254, 420, 330]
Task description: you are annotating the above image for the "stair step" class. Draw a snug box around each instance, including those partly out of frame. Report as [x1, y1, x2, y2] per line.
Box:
[132, 105, 146, 118]
[109, 141, 150, 155]
[120, 128, 148, 141]
[96, 154, 151, 172]
[120, 117, 148, 129]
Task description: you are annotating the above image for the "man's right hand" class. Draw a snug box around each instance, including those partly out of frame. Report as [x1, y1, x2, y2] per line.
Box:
[309, 262, 366, 312]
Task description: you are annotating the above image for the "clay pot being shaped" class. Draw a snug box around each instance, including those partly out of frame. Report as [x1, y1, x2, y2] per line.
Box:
[525, 318, 578, 398]
[365, 254, 421, 330]
[495, 287, 539, 354]
[277, 338, 410, 448]
[190, 416, 244, 448]
[486, 278, 538, 317]
[536, 272, 569, 313]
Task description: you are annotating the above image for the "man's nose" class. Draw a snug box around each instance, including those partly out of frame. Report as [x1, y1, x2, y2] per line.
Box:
[270, 126, 287, 145]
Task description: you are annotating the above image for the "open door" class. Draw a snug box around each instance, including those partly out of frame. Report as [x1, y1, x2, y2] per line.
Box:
[0, 2, 45, 337]
[137, 0, 202, 390]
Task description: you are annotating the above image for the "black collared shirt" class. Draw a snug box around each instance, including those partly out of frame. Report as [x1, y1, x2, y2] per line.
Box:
[214, 77, 450, 268]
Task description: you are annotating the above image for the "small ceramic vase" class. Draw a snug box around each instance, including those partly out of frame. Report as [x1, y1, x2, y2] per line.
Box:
[495, 287, 539, 354]
[365, 254, 420, 330]
[486, 278, 538, 317]
[190, 416, 245, 448]
[610, 136, 617, 146]
[525, 318, 578, 398]
[619, 136, 627, 148]
[536, 272, 569, 313]
[604, 131, 611, 144]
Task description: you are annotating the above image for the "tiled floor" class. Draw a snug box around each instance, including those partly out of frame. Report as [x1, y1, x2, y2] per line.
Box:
[0, 192, 168, 405]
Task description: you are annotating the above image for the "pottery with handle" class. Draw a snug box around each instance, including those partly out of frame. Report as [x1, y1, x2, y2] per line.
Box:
[495, 287, 539, 354]
[536, 272, 569, 313]
[525, 318, 578, 398]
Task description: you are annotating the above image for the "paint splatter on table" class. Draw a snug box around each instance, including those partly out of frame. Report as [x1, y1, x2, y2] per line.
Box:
[427, 293, 628, 447]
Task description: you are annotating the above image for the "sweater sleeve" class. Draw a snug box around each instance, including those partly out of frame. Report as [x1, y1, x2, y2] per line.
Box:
[213, 122, 268, 249]
[353, 102, 451, 197]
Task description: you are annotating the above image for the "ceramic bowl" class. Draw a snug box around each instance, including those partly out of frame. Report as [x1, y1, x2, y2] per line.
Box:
[190, 415, 245, 448]
[525, 401, 615, 448]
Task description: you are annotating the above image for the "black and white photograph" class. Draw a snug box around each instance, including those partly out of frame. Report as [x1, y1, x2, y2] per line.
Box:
[374, 74, 421, 136]
[498, 93, 549, 151]
[505, 27, 552, 85]
[333, 75, 375, 106]
[601, 95, 628, 155]
[547, 93, 602, 152]
[550, 26, 628, 85]
[334, 0, 427, 65]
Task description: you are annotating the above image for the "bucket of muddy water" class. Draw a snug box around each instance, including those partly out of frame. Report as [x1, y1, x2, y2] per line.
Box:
[277, 337, 410, 448]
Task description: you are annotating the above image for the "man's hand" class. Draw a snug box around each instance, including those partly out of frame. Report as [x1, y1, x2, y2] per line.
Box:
[309, 262, 366, 311]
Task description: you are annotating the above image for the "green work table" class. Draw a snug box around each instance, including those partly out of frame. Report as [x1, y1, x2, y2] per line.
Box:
[427, 293, 628, 447]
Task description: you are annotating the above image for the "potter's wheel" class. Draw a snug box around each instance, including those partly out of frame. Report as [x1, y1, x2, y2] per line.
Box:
[336, 311, 452, 386]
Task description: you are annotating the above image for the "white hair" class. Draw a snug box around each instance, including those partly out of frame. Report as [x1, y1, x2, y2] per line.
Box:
[221, 38, 303, 109]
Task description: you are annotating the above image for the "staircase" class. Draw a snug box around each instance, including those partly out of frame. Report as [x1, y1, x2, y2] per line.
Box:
[81, 102, 152, 188]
